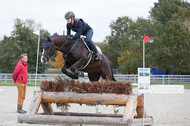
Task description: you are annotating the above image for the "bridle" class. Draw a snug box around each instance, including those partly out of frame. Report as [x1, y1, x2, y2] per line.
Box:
[42, 36, 79, 59]
[42, 39, 54, 60]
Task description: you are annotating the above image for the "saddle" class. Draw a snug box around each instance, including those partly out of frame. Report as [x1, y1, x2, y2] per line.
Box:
[62, 36, 102, 70]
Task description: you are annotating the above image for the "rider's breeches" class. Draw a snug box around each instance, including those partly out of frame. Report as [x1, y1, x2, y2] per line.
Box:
[85, 29, 93, 44]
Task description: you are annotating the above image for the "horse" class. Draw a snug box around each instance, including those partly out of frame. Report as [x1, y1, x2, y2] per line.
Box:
[41, 33, 116, 81]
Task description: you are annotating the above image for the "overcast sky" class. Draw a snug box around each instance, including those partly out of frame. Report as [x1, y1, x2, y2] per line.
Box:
[0, 0, 181, 42]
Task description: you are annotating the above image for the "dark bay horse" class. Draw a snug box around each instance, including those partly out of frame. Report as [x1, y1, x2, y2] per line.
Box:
[41, 34, 116, 81]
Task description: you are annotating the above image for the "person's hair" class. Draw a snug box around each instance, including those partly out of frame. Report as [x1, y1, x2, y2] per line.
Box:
[21, 53, 28, 58]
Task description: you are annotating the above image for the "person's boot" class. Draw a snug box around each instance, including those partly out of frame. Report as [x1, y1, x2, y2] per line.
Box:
[17, 105, 27, 114]
[88, 42, 102, 60]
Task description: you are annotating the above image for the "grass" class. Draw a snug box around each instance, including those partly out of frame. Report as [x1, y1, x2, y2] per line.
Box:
[0, 81, 42, 86]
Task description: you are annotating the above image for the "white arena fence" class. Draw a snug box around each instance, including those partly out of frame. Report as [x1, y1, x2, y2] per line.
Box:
[0, 73, 190, 85]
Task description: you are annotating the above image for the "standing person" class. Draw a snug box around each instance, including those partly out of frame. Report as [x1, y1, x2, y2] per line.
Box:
[13, 53, 28, 114]
[65, 11, 101, 60]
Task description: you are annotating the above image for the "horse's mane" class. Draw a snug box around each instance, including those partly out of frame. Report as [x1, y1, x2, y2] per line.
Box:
[51, 33, 66, 38]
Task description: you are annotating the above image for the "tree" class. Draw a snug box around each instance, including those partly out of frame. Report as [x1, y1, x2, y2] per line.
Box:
[0, 19, 50, 73]
[117, 18, 154, 73]
[150, 0, 182, 24]
[102, 17, 133, 69]
[53, 51, 65, 70]
[101, 0, 190, 74]
[150, 0, 190, 74]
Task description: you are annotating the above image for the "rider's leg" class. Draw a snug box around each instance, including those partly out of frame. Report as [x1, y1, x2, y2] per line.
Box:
[86, 29, 101, 60]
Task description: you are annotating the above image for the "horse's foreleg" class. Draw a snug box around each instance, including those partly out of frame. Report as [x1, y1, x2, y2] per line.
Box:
[70, 58, 84, 73]
[61, 63, 78, 79]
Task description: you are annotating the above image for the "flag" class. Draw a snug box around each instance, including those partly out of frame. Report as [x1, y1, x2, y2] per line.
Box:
[144, 36, 152, 42]
[33, 30, 40, 36]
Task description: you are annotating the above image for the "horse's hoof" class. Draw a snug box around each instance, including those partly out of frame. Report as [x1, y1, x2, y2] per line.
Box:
[79, 72, 84, 77]
[72, 73, 79, 79]
[61, 68, 65, 73]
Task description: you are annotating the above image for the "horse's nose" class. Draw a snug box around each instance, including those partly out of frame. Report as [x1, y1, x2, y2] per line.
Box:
[41, 56, 46, 64]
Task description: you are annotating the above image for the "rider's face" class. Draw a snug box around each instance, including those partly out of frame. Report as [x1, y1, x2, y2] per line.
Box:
[66, 18, 72, 24]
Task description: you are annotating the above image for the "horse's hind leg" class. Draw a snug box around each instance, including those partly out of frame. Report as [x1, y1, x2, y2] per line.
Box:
[100, 55, 116, 81]
[101, 70, 116, 81]
[88, 72, 101, 82]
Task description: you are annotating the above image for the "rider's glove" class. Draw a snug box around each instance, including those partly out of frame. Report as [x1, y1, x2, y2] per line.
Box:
[67, 35, 73, 40]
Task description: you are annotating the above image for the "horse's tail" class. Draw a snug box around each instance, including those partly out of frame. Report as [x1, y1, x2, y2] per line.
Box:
[109, 58, 116, 81]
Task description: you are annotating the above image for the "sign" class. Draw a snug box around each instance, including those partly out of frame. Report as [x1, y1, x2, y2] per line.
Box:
[138, 68, 150, 93]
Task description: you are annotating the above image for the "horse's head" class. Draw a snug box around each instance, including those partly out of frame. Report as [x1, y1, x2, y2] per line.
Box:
[41, 36, 55, 64]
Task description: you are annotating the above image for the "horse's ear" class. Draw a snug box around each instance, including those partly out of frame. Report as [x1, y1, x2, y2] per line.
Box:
[47, 36, 51, 42]
[40, 38, 45, 41]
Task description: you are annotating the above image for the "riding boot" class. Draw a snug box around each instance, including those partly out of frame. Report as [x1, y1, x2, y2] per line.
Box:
[88, 42, 102, 60]
[17, 105, 27, 114]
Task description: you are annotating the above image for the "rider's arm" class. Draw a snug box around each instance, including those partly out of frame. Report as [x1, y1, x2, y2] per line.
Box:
[66, 24, 71, 35]
[73, 20, 82, 39]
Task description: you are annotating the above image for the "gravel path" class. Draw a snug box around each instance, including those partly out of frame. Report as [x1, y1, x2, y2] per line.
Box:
[0, 86, 189, 126]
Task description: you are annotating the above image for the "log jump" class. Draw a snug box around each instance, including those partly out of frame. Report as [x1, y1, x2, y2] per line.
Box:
[18, 91, 153, 125]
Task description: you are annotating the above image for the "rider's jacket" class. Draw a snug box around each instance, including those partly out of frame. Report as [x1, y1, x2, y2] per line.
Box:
[66, 18, 92, 39]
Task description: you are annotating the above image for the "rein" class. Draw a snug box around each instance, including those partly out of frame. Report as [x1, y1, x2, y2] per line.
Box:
[63, 39, 80, 58]
[55, 38, 80, 59]
[57, 39, 68, 51]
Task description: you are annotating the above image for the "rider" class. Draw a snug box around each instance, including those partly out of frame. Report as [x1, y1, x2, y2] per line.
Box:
[65, 11, 101, 60]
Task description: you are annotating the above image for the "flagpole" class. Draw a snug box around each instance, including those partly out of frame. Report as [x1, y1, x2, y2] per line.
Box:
[142, 36, 152, 126]
[35, 30, 40, 91]
[143, 40, 145, 68]
[143, 39, 145, 126]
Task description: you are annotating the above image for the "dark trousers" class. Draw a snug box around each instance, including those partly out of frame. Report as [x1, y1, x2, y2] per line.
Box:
[85, 29, 93, 44]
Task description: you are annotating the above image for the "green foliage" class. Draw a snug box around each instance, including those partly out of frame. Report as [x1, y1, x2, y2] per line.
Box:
[0, 19, 49, 73]
[101, 17, 154, 74]
[101, 0, 190, 74]
[102, 17, 133, 68]
[150, 0, 190, 74]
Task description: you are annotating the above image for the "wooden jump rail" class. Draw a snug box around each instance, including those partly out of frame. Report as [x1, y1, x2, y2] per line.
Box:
[18, 91, 153, 126]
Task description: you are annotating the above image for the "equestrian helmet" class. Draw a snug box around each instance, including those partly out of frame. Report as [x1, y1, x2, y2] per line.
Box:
[65, 11, 75, 19]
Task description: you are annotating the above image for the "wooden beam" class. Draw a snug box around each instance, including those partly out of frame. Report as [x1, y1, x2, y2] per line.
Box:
[42, 92, 141, 105]
[123, 95, 137, 119]
[38, 112, 144, 118]
[41, 102, 54, 115]
[51, 112, 123, 118]
[18, 114, 153, 126]
[52, 112, 143, 119]
[27, 91, 42, 114]
[42, 92, 131, 105]
[136, 94, 146, 118]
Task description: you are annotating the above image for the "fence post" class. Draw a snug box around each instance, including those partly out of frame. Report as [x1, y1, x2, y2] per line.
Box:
[162, 75, 164, 85]
[5, 74, 7, 85]
[134, 75, 136, 84]
[40, 74, 42, 82]
[180, 76, 182, 84]
[29, 74, 31, 84]
[168, 76, 169, 85]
